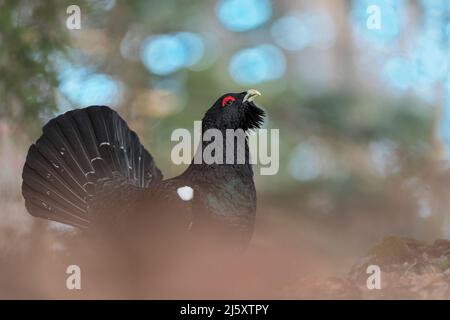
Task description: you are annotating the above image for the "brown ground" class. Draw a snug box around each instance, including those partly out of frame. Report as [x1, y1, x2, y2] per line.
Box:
[2, 131, 450, 299]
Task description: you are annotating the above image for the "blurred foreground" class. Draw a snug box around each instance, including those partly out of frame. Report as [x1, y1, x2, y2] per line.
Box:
[2, 132, 450, 299]
[2, 0, 450, 299]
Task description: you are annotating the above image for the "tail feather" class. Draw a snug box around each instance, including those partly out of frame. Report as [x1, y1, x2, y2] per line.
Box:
[49, 114, 95, 175]
[72, 110, 103, 167]
[87, 107, 120, 174]
[25, 201, 89, 228]
[22, 106, 163, 227]
[24, 145, 86, 203]
[23, 162, 86, 213]
[39, 124, 90, 187]
[33, 139, 87, 195]
[22, 165, 87, 216]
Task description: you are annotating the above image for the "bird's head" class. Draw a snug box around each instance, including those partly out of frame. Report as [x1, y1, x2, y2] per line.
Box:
[202, 89, 265, 131]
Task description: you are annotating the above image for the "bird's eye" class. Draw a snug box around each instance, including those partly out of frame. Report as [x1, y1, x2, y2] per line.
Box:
[222, 96, 236, 107]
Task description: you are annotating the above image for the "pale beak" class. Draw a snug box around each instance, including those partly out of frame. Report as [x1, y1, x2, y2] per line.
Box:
[243, 89, 261, 103]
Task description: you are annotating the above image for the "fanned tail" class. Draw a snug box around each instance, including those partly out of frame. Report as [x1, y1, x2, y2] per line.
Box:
[21, 106, 162, 228]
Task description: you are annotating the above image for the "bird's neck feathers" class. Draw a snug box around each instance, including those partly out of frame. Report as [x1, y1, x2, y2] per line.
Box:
[183, 126, 254, 180]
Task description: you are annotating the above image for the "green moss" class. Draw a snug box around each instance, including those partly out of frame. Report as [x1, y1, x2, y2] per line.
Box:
[437, 257, 450, 271]
[369, 236, 424, 265]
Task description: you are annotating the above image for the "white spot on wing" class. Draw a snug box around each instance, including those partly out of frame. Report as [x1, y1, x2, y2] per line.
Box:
[177, 186, 194, 201]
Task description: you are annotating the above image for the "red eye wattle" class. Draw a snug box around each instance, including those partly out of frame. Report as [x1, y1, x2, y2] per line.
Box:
[222, 96, 236, 107]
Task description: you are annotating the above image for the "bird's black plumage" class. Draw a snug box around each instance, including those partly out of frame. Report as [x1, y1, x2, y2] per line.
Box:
[21, 90, 265, 248]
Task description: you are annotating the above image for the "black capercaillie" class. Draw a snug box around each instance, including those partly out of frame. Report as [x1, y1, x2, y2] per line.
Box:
[21, 89, 265, 250]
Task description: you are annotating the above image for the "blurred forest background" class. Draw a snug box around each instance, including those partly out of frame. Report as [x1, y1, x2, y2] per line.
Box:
[2, 0, 450, 298]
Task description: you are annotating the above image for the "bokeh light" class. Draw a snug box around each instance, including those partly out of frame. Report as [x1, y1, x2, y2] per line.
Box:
[272, 11, 335, 51]
[271, 16, 310, 51]
[57, 62, 124, 108]
[411, 37, 448, 85]
[188, 33, 223, 71]
[229, 44, 285, 84]
[140, 33, 204, 76]
[351, 0, 405, 46]
[288, 141, 325, 182]
[216, 0, 272, 32]
[382, 57, 414, 91]
[120, 29, 142, 62]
